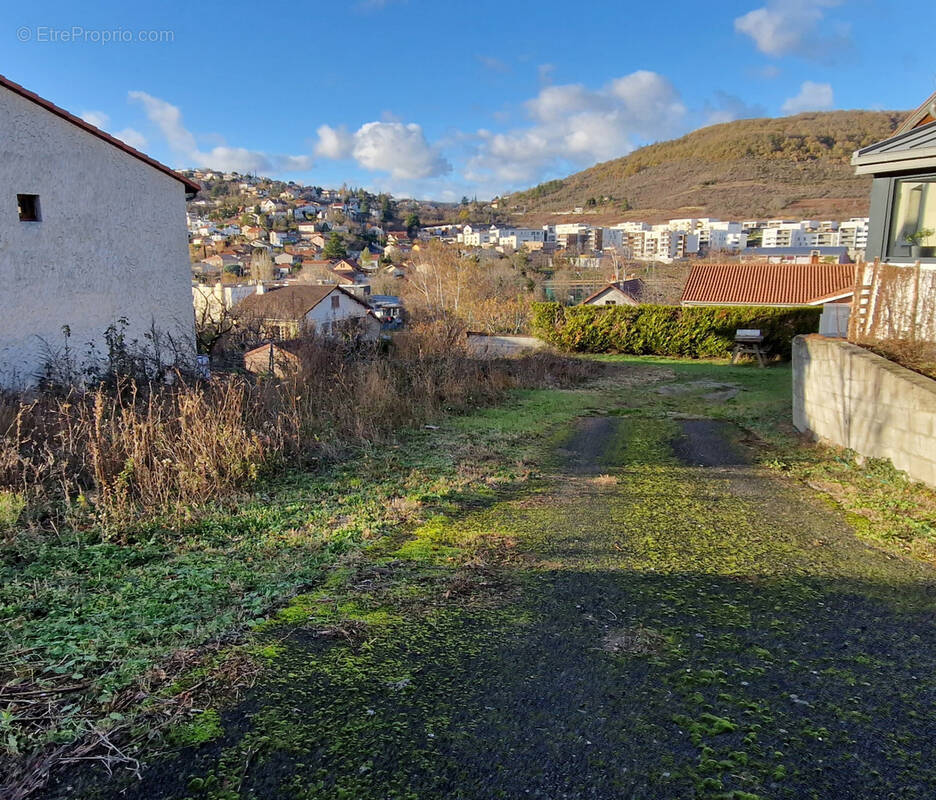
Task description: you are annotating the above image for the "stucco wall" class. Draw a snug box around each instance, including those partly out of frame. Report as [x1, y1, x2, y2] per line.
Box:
[0, 86, 194, 386]
[304, 291, 369, 329]
[792, 334, 936, 488]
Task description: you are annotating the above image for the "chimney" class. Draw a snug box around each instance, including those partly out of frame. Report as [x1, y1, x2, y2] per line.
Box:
[256, 283, 265, 295]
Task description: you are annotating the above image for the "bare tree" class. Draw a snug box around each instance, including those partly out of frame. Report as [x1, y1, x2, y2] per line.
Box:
[250, 248, 275, 283]
[193, 286, 239, 355]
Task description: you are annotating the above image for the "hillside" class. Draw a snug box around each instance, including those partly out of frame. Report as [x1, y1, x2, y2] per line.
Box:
[507, 110, 904, 222]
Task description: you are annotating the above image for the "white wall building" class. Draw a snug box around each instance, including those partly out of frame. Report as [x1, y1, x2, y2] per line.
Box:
[762, 222, 811, 248]
[837, 217, 870, 254]
[707, 221, 747, 252]
[0, 75, 198, 386]
[619, 227, 698, 262]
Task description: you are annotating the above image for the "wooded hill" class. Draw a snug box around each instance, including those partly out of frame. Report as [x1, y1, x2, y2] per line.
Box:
[507, 110, 904, 222]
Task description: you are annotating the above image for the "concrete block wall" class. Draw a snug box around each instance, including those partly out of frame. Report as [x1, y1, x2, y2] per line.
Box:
[792, 334, 936, 488]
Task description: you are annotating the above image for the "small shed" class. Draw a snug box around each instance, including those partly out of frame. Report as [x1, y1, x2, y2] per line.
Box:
[244, 340, 304, 377]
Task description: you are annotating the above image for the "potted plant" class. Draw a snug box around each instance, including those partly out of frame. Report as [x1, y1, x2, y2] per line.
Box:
[904, 227, 935, 258]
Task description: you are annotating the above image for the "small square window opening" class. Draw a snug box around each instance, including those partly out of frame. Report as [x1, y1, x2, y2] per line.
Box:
[331, 294, 340, 309]
[17, 194, 41, 222]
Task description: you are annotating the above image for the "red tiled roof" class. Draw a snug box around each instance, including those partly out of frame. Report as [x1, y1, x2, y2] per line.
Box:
[681, 263, 856, 306]
[238, 284, 370, 320]
[1, 73, 200, 195]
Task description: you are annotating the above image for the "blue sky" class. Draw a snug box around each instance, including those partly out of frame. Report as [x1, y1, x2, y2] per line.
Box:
[6, 0, 935, 200]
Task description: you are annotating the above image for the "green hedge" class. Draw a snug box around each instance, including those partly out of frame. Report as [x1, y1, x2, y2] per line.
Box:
[530, 303, 821, 359]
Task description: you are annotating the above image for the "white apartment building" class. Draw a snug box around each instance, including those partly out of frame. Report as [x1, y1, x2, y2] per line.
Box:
[707, 221, 747, 252]
[761, 222, 811, 248]
[492, 226, 547, 249]
[458, 224, 492, 247]
[837, 217, 870, 253]
[554, 223, 591, 250]
[667, 218, 746, 252]
[601, 227, 626, 251]
[621, 227, 698, 262]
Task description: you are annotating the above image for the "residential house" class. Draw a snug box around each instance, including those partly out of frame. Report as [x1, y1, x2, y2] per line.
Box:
[680, 263, 855, 307]
[846, 92, 936, 342]
[0, 74, 199, 385]
[580, 279, 643, 306]
[236, 284, 380, 340]
[203, 253, 244, 271]
[386, 230, 411, 246]
[368, 295, 404, 329]
[852, 94, 936, 264]
[296, 259, 357, 287]
[458, 225, 491, 247]
[269, 229, 298, 247]
[275, 252, 299, 267]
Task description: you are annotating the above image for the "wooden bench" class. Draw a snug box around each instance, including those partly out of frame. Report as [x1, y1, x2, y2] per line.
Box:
[732, 329, 767, 367]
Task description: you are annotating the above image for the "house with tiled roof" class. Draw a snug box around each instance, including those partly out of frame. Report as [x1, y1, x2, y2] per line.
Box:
[236, 284, 379, 341]
[0, 73, 199, 386]
[580, 279, 643, 307]
[680, 263, 855, 307]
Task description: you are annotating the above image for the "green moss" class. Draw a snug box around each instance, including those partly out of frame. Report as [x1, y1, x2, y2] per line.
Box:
[166, 709, 223, 747]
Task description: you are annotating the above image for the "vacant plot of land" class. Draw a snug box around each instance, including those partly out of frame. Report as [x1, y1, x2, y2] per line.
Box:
[43, 359, 936, 800]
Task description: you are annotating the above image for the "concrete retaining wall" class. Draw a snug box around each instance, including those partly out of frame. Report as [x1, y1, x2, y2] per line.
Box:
[792, 334, 936, 488]
[465, 334, 545, 357]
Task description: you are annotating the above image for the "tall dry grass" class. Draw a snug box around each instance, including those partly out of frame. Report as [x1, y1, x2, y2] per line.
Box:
[0, 322, 593, 530]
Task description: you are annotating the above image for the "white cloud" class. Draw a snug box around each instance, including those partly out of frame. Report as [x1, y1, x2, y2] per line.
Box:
[129, 91, 312, 173]
[734, 0, 849, 58]
[465, 70, 687, 185]
[114, 128, 147, 149]
[316, 120, 451, 180]
[128, 91, 197, 153]
[781, 81, 834, 113]
[81, 110, 148, 150]
[80, 110, 110, 129]
[314, 124, 354, 159]
[351, 122, 451, 180]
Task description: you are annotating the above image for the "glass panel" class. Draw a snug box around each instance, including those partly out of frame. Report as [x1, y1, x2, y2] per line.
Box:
[887, 178, 936, 258]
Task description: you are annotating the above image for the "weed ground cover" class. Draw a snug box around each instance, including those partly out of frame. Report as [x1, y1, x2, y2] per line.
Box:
[5, 356, 936, 798]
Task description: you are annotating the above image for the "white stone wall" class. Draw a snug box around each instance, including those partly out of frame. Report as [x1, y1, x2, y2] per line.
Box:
[0, 86, 194, 386]
[793, 335, 936, 488]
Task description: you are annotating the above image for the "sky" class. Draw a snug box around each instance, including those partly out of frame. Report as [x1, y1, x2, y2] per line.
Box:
[5, 0, 935, 200]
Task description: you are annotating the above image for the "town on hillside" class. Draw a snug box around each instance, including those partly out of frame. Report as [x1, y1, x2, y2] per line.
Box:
[186, 164, 872, 335]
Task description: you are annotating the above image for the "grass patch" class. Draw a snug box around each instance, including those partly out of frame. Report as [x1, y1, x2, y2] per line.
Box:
[5, 354, 936, 799]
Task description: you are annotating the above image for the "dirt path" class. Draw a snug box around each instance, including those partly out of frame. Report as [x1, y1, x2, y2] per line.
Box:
[51, 412, 936, 800]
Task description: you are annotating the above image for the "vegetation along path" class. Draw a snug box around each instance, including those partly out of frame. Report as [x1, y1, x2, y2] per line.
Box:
[50, 359, 936, 799]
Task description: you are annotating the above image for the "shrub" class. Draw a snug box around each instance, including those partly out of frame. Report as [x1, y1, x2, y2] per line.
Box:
[0, 319, 595, 529]
[531, 303, 821, 359]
